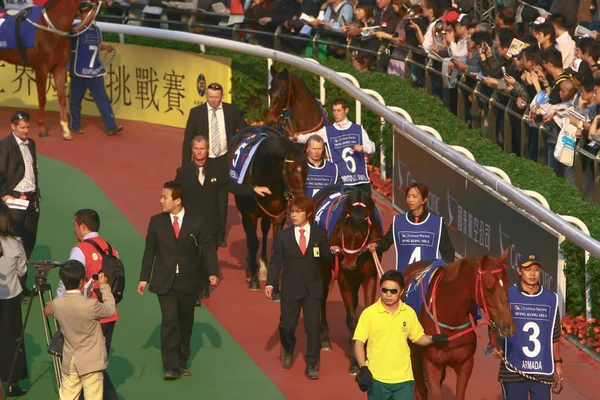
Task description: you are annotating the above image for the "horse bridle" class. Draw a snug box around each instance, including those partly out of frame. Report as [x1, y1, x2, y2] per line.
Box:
[341, 202, 373, 255]
[269, 77, 324, 136]
[254, 158, 303, 219]
[26, 0, 103, 37]
[423, 264, 506, 345]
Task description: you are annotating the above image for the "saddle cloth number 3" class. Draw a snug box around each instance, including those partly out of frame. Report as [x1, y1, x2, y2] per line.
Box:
[521, 321, 542, 358]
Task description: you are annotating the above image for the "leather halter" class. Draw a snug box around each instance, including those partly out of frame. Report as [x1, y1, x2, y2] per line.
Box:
[254, 159, 302, 219]
[269, 78, 324, 136]
[423, 264, 506, 346]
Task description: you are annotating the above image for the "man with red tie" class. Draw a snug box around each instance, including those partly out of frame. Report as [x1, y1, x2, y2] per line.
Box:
[137, 181, 218, 380]
[265, 197, 333, 380]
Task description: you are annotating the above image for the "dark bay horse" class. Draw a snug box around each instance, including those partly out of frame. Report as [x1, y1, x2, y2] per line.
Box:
[404, 250, 516, 400]
[266, 65, 327, 137]
[312, 185, 383, 375]
[229, 126, 308, 291]
[0, 0, 101, 139]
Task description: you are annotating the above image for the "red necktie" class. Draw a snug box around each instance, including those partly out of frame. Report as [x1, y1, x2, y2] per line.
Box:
[414, 216, 419, 223]
[299, 228, 307, 255]
[173, 216, 180, 238]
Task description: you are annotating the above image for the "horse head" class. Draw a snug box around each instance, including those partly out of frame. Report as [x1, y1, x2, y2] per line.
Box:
[280, 138, 308, 201]
[335, 188, 381, 270]
[478, 248, 516, 339]
[266, 65, 292, 132]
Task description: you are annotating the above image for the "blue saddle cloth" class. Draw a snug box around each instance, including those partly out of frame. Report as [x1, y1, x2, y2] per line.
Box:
[314, 192, 383, 239]
[229, 133, 269, 184]
[0, 7, 43, 50]
[404, 260, 447, 319]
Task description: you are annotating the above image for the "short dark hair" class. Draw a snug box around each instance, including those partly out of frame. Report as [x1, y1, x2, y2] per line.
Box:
[380, 270, 405, 288]
[60, 260, 86, 290]
[74, 209, 100, 232]
[471, 31, 494, 47]
[532, 23, 556, 44]
[548, 13, 567, 30]
[407, 182, 429, 200]
[423, 0, 441, 19]
[332, 98, 350, 109]
[586, 42, 600, 64]
[593, 78, 600, 88]
[498, 7, 515, 25]
[523, 46, 543, 66]
[576, 37, 595, 54]
[542, 47, 563, 69]
[10, 111, 30, 125]
[496, 28, 516, 50]
[0, 204, 16, 238]
[163, 181, 184, 202]
[581, 77, 595, 93]
[290, 196, 314, 220]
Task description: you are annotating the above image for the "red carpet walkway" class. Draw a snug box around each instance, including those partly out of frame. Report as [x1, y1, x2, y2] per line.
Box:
[6, 108, 598, 399]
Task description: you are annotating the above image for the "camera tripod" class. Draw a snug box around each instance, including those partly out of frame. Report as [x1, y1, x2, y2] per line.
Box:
[7, 261, 63, 393]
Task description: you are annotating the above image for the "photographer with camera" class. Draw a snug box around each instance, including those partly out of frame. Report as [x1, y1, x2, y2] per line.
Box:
[0, 204, 29, 397]
[52, 260, 116, 400]
[45, 209, 121, 400]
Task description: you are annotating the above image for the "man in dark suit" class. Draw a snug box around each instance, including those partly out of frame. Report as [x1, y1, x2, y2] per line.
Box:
[265, 197, 333, 380]
[181, 82, 247, 248]
[175, 135, 270, 302]
[137, 181, 218, 380]
[0, 111, 41, 259]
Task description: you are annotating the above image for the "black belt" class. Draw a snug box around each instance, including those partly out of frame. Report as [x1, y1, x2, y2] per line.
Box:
[11, 191, 36, 200]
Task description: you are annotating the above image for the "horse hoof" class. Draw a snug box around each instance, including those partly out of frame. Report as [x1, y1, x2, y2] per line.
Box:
[63, 133, 73, 141]
[248, 277, 260, 291]
[258, 267, 268, 282]
[272, 293, 281, 303]
[321, 341, 332, 351]
[348, 365, 360, 376]
[39, 132, 49, 138]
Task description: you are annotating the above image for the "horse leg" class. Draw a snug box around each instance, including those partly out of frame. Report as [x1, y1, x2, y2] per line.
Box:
[258, 216, 271, 281]
[34, 68, 49, 137]
[362, 274, 377, 308]
[423, 356, 444, 400]
[242, 214, 260, 291]
[52, 64, 71, 140]
[320, 261, 332, 351]
[339, 273, 360, 375]
[411, 345, 428, 400]
[453, 355, 475, 400]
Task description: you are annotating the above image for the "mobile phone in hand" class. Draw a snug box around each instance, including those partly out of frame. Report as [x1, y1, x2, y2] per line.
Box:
[92, 273, 99, 280]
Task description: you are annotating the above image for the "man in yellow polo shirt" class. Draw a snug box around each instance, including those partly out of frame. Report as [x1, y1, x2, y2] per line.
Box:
[353, 270, 448, 399]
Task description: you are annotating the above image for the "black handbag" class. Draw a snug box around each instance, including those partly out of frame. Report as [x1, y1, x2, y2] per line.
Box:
[48, 329, 64, 357]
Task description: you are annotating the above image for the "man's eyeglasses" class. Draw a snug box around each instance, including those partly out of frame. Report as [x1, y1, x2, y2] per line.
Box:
[381, 287, 400, 295]
[207, 83, 223, 91]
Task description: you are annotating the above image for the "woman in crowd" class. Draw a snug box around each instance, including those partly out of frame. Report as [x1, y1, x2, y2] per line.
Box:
[0, 204, 29, 397]
[343, 3, 375, 71]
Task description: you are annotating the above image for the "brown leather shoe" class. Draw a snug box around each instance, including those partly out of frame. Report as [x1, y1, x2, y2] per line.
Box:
[281, 350, 293, 369]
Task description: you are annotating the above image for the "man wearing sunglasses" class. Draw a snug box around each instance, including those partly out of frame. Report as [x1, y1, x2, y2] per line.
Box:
[182, 82, 247, 248]
[353, 270, 448, 399]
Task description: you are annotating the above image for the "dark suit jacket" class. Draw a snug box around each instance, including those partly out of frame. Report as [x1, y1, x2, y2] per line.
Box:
[267, 225, 332, 300]
[0, 133, 40, 198]
[174, 159, 255, 234]
[375, 5, 399, 35]
[140, 211, 218, 295]
[181, 102, 247, 166]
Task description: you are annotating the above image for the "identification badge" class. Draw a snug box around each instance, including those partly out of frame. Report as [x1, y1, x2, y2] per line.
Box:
[313, 247, 320, 257]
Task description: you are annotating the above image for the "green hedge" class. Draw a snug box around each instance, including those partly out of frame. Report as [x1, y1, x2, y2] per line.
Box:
[105, 34, 600, 320]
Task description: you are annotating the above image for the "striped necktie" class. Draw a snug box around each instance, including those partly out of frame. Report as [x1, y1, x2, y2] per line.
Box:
[210, 108, 222, 156]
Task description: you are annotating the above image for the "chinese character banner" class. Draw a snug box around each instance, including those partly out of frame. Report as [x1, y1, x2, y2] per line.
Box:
[0, 43, 232, 129]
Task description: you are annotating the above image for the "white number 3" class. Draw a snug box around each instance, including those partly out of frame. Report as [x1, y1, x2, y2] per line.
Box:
[521, 321, 541, 358]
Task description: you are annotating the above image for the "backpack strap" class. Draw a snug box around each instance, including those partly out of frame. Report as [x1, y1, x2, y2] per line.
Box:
[83, 238, 112, 256]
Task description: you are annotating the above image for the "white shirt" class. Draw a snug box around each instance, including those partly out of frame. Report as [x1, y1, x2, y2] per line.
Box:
[296, 119, 376, 155]
[207, 105, 227, 158]
[422, 18, 440, 54]
[450, 37, 469, 60]
[555, 31, 576, 70]
[171, 208, 185, 274]
[12, 132, 36, 193]
[294, 222, 311, 247]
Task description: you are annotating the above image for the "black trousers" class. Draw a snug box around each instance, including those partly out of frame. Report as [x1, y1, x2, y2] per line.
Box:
[0, 295, 28, 382]
[79, 321, 117, 400]
[157, 281, 197, 371]
[279, 295, 321, 367]
[213, 154, 229, 241]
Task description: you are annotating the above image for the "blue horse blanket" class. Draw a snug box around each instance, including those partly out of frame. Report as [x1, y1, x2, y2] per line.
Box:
[229, 133, 268, 184]
[404, 260, 447, 319]
[314, 192, 383, 239]
[0, 7, 43, 50]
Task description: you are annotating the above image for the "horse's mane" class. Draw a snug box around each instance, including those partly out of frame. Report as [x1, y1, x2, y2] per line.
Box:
[45, 0, 63, 11]
[289, 73, 313, 98]
[442, 257, 479, 283]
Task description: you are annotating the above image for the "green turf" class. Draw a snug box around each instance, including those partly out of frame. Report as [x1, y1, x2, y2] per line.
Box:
[8, 155, 285, 399]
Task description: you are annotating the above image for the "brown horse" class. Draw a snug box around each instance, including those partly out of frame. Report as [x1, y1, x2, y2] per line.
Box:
[266, 65, 327, 137]
[229, 126, 308, 292]
[0, 0, 101, 139]
[312, 185, 383, 375]
[404, 250, 516, 400]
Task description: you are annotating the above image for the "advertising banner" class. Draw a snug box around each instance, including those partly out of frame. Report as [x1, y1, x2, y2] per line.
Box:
[0, 43, 232, 128]
[393, 128, 559, 291]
